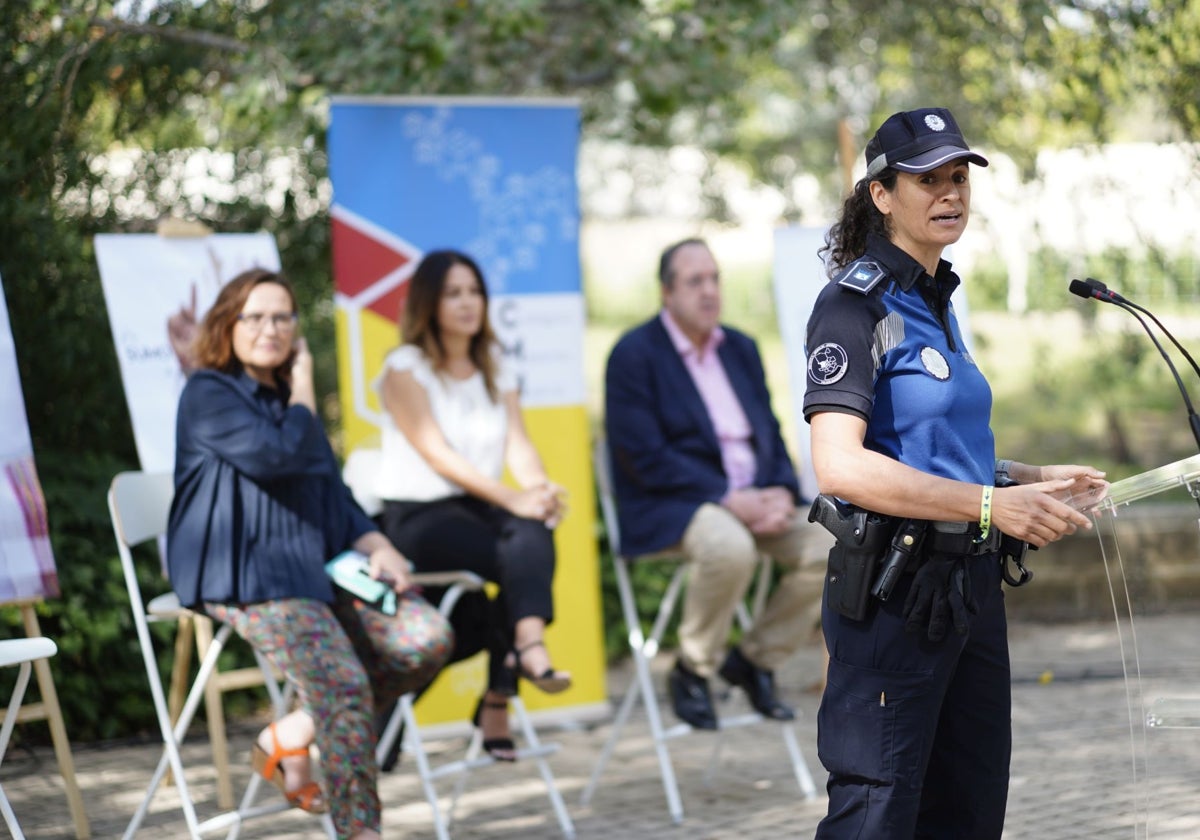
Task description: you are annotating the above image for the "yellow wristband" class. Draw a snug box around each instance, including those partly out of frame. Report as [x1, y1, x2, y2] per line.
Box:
[977, 484, 994, 541]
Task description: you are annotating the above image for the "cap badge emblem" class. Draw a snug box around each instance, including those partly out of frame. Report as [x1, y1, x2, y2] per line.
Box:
[925, 114, 946, 132]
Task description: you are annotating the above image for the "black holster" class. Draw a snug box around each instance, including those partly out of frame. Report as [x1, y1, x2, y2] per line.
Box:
[810, 495, 896, 621]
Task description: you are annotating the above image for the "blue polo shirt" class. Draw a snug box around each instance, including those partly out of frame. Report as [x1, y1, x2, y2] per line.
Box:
[802, 234, 994, 485]
[166, 369, 377, 608]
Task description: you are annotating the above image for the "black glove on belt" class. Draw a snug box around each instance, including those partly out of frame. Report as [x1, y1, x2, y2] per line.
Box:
[902, 554, 977, 641]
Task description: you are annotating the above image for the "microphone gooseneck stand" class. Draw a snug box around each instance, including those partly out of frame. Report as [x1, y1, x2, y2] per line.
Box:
[1068, 278, 1200, 454]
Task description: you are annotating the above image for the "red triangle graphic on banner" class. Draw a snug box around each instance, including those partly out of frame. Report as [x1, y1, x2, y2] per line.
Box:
[331, 217, 412, 301]
[367, 284, 409, 324]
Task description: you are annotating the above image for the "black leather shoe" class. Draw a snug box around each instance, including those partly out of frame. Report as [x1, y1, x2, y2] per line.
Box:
[668, 659, 718, 730]
[718, 647, 795, 721]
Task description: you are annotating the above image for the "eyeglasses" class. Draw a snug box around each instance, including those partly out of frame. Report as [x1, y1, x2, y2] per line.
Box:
[237, 312, 298, 333]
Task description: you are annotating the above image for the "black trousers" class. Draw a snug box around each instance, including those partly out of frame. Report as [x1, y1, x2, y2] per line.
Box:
[380, 495, 557, 692]
[815, 554, 1011, 840]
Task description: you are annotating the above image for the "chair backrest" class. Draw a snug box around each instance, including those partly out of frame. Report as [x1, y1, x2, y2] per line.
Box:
[592, 437, 625, 558]
[343, 447, 384, 518]
[109, 471, 175, 549]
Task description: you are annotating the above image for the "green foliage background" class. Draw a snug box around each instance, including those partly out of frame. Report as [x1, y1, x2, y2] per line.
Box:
[4, 0, 1200, 743]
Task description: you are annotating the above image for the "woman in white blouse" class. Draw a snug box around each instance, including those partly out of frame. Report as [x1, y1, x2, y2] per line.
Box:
[376, 249, 569, 761]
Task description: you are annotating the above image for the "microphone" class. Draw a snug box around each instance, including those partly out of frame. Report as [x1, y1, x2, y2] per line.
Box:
[1083, 278, 1200, 382]
[1069, 278, 1200, 452]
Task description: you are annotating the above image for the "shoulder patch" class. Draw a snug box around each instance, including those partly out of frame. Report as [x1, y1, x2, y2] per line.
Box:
[835, 259, 887, 294]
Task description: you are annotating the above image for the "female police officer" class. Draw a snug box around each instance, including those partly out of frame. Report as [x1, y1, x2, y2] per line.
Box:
[803, 107, 1107, 839]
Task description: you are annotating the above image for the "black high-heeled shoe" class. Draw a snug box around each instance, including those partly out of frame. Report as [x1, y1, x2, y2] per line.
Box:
[472, 696, 517, 762]
[509, 640, 572, 694]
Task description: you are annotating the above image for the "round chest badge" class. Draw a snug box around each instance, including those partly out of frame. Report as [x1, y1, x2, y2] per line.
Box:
[808, 343, 849, 385]
[920, 346, 951, 380]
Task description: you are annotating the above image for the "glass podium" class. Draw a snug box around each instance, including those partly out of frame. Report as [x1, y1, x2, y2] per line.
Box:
[1087, 454, 1200, 839]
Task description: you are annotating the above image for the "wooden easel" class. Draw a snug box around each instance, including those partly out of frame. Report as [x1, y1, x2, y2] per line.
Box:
[0, 598, 90, 839]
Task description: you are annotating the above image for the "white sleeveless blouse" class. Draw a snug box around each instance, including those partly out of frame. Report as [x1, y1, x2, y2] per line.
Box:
[373, 345, 517, 502]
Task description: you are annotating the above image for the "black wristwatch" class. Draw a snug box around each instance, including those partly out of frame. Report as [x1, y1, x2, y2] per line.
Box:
[995, 458, 1013, 485]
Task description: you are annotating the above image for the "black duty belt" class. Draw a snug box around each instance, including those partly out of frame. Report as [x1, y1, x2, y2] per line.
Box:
[925, 521, 1002, 556]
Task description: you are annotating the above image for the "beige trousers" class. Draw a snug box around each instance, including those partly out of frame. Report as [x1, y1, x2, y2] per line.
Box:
[677, 503, 831, 678]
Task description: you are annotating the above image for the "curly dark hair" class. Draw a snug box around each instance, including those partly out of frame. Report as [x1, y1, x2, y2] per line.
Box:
[819, 169, 898, 277]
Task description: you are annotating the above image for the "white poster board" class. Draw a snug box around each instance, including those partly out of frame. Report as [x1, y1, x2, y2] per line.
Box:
[0, 275, 58, 600]
[772, 226, 974, 502]
[95, 233, 281, 472]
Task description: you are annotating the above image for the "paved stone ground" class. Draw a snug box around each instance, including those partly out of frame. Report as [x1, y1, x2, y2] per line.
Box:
[6, 613, 1200, 838]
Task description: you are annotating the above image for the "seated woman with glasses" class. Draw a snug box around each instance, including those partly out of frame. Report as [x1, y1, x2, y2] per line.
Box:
[374, 249, 570, 762]
[166, 268, 453, 840]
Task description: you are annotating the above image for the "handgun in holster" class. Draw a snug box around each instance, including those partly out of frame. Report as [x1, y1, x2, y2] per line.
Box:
[809, 494, 896, 621]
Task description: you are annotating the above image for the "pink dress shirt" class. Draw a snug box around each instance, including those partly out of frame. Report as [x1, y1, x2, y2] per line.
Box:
[660, 310, 757, 494]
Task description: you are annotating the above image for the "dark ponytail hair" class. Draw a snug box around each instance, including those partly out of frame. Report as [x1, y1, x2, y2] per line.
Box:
[819, 169, 898, 277]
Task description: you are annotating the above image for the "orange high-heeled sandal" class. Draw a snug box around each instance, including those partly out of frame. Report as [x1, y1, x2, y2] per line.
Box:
[251, 721, 328, 814]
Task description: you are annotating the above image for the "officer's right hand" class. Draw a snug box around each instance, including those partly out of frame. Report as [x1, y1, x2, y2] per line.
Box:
[992, 479, 1094, 548]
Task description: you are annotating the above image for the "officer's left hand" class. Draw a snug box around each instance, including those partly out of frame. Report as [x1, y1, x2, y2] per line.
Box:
[1039, 464, 1108, 511]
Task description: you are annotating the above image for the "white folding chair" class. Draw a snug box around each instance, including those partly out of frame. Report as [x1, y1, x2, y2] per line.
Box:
[108, 470, 335, 839]
[0, 636, 59, 840]
[343, 447, 576, 840]
[582, 438, 818, 824]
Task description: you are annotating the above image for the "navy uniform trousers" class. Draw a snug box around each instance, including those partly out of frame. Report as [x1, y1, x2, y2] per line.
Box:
[815, 554, 1010, 840]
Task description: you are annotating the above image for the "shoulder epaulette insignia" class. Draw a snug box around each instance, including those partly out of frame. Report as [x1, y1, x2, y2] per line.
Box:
[836, 259, 887, 294]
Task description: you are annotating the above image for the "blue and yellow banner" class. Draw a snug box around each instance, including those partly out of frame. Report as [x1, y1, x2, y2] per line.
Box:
[328, 97, 604, 724]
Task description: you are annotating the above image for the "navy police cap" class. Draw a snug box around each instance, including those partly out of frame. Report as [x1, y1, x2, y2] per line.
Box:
[864, 107, 989, 179]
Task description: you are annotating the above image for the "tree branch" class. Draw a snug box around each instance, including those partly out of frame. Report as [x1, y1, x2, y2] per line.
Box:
[87, 17, 249, 54]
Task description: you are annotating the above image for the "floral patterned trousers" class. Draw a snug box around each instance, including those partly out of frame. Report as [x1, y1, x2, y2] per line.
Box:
[207, 589, 453, 838]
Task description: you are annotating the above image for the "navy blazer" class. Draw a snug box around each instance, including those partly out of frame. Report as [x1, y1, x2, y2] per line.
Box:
[604, 316, 801, 557]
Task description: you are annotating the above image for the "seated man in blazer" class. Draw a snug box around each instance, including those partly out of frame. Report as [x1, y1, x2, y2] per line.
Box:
[604, 237, 828, 729]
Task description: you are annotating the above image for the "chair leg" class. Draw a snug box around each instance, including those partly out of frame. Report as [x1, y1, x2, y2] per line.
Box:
[781, 722, 819, 800]
[168, 612, 195, 726]
[581, 562, 689, 804]
[580, 668, 642, 806]
[510, 697, 576, 839]
[0, 661, 33, 840]
[164, 611, 195, 795]
[375, 694, 407, 769]
[194, 615, 235, 810]
[30, 654, 91, 839]
[18, 605, 90, 840]
[703, 730, 726, 787]
[621, 557, 686, 824]
[0, 780, 22, 840]
[398, 694, 451, 840]
[126, 624, 236, 840]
